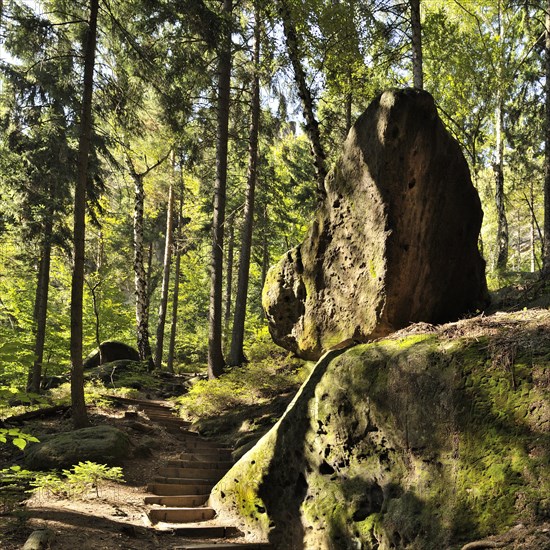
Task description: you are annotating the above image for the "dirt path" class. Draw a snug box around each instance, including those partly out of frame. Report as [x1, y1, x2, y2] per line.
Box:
[0, 399, 267, 549]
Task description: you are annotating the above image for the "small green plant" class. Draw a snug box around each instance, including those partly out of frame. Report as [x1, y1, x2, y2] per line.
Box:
[0, 427, 39, 450]
[31, 461, 125, 499]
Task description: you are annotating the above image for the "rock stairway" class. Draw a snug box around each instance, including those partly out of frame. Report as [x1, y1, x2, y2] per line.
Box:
[124, 397, 271, 549]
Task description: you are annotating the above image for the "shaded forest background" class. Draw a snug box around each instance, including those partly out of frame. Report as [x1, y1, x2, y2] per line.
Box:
[0, 0, 549, 408]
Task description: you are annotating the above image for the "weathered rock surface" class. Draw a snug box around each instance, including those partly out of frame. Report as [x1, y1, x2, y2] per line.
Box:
[263, 89, 489, 360]
[24, 425, 131, 470]
[83, 341, 140, 369]
[210, 310, 550, 549]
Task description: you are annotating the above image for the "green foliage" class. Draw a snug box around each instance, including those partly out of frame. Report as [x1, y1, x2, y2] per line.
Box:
[0, 428, 39, 450]
[48, 380, 139, 408]
[174, 339, 309, 419]
[30, 461, 125, 499]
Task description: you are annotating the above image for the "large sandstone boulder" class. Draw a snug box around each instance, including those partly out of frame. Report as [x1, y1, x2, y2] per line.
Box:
[210, 311, 550, 549]
[263, 89, 489, 360]
[83, 340, 140, 369]
[24, 425, 131, 470]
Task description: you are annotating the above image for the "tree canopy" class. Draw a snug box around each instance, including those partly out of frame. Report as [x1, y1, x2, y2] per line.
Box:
[0, 0, 549, 400]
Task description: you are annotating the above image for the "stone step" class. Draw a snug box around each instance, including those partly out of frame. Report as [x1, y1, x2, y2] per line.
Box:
[107, 396, 172, 409]
[180, 451, 233, 462]
[146, 414, 190, 423]
[147, 483, 212, 496]
[180, 439, 231, 451]
[158, 467, 226, 480]
[170, 525, 243, 538]
[148, 506, 216, 524]
[151, 476, 215, 487]
[174, 544, 271, 550]
[167, 460, 234, 470]
[144, 495, 209, 507]
[142, 410, 180, 417]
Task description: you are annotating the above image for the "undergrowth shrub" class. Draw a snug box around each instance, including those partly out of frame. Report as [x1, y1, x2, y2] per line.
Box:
[48, 380, 138, 408]
[31, 461, 124, 499]
[174, 339, 311, 420]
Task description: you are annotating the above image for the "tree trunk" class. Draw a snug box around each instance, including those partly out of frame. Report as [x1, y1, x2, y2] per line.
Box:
[146, 240, 154, 310]
[29, 219, 53, 394]
[208, 0, 232, 379]
[167, 185, 184, 373]
[229, 4, 261, 366]
[409, 0, 423, 90]
[130, 170, 154, 369]
[543, 0, 550, 275]
[261, 205, 270, 291]
[70, 0, 98, 429]
[494, 92, 508, 272]
[530, 180, 536, 273]
[154, 180, 175, 369]
[278, 0, 327, 196]
[223, 213, 235, 345]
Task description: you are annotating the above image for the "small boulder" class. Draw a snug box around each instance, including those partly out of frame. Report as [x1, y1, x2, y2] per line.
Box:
[83, 341, 140, 369]
[263, 89, 489, 359]
[24, 425, 131, 470]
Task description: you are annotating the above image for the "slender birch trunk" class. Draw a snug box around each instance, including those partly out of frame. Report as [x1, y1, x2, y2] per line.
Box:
[130, 170, 154, 369]
[167, 185, 184, 373]
[278, 0, 327, 195]
[494, 93, 508, 271]
[155, 180, 175, 368]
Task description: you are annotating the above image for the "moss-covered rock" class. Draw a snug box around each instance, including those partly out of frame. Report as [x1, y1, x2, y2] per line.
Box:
[262, 89, 489, 360]
[24, 425, 131, 470]
[210, 310, 550, 549]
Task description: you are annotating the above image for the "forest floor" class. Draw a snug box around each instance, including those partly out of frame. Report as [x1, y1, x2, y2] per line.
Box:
[0, 404, 258, 549]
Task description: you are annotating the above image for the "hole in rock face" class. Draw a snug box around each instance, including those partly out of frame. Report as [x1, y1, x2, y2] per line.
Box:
[352, 482, 384, 521]
[333, 198, 341, 208]
[319, 460, 335, 475]
[408, 178, 416, 189]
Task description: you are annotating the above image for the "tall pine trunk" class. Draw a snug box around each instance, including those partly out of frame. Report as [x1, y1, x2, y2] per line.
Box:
[70, 0, 98, 428]
[155, 180, 175, 368]
[543, 0, 550, 275]
[29, 219, 53, 393]
[260, 204, 270, 291]
[208, 0, 232, 379]
[167, 185, 184, 373]
[278, 0, 327, 196]
[410, 0, 423, 90]
[224, 213, 235, 344]
[229, 4, 261, 366]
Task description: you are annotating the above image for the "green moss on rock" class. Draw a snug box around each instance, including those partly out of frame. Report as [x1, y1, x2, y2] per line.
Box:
[211, 311, 550, 549]
[24, 425, 131, 470]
